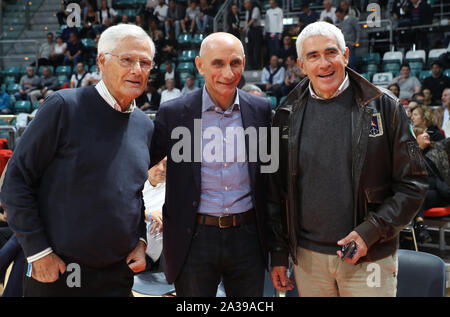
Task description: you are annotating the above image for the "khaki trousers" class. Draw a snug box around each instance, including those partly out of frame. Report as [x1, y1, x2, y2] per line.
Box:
[293, 247, 398, 297]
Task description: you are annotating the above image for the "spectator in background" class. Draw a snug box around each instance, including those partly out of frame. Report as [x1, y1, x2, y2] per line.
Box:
[264, 0, 284, 62]
[241, 83, 266, 97]
[320, 0, 337, 23]
[29, 67, 59, 105]
[121, 14, 131, 24]
[15, 66, 40, 101]
[84, 66, 102, 86]
[94, 16, 111, 35]
[297, 3, 319, 33]
[37, 33, 55, 67]
[181, 75, 199, 95]
[0, 87, 12, 114]
[98, 0, 118, 25]
[166, 0, 184, 39]
[277, 35, 297, 66]
[411, 104, 445, 141]
[410, 0, 433, 25]
[412, 127, 449, 243]
[243, 0, 263, 70]
[339, 0, 359, 18]
[440, 88, 450, 136]
[70, 62, 89, 88]
[56, 0, 70, 26]
[422, 62, 450, 106]
[160, 34, 178, 63]
[154, 0, 169, 28]
[335, 7, 359, 70]
[160, 78, 181, 103]
[142, 158, 168, 271]
[181, 0, 201, 33]
[135, 14, 144, 28]
[197, 0, 214, 33]
[64, 32, 84, 67]
[82, 1, 100, 38]
[387, 83, 400, 99]
[226, 4, 241, 39]
[50, 36, 67, 66]
[392, 0, 411, 28]
[164, 61, 175, 82]
[261, 54, 285, 102]
[391, 64, 421, 100]
[282, 55, 304, 96]
[422, 88, 433, 106]
[136, 82, 161, 112]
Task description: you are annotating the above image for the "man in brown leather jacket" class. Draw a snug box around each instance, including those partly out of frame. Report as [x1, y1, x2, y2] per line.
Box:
[267, 22, 428, 297]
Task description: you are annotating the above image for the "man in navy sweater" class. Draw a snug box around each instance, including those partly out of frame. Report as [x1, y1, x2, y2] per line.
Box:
[0, 24, 155, 296]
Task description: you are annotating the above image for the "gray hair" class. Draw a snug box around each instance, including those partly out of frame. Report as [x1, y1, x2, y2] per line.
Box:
[296, 21, 346, 60]
[242, 84, 266, 96]
[97, 24, 156, 60]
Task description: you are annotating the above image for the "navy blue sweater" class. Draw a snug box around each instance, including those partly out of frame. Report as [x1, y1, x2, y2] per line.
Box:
[1, 86, 154, 268]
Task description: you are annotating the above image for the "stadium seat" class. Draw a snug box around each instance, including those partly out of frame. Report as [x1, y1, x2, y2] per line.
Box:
[124, 9, 137, 20]
[419, 70, 432, 81]
[177, 33, 192, 46]
[81, 38, 96, 51]
[14, 100, 31, 113]
[55, 65, 72, 77]
[427, 48, 447, 67]
[6, 83, 20, 94]
[383, 51, 403, 64]
[195, 76, 205, 87]
[33, 100, 39, 111]
[90, 65, 98, 73]
[361, 63, 378, 74]
[405, 50, 426, 64]
[267, 96, 277, 110]
[397, 249, 447, 297]
[57, 75, 69, 87]
[3, 76, 16, 85]
[176, 62, 194, 73]
[178, 50, 198, 62]
[424, 207, 450, 217]
[38, 65, 54, 75]
[372, 72, 393, 87]
[362, 53, 380, 65]
[192, 33, 205, 45]
[383, 62, 401, 73]
[179, 72, 193, 84]
[444, 69, 450, 77]
[3, 66, 19, 79]
[159, 62, 175, 73]
[360, 72, 372, 81]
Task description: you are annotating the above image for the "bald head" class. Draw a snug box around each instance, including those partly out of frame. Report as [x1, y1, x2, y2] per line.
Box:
[199, 32, 244, 58]
[195, 32, 245, 110]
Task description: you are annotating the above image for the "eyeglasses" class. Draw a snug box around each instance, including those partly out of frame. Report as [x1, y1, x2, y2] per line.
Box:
[105, 53, 153, 71]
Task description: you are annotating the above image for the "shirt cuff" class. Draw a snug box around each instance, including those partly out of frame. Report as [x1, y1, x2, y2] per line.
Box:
[139, 238, 147, 246]
[27, 247, 53, 263]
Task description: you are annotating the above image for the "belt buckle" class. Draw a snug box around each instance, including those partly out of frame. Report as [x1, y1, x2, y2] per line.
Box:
[218, 215, 231, 229]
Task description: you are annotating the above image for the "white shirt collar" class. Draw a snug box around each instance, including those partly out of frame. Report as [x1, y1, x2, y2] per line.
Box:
[95, 80, 136, 113]
[309, 72, 349, 100]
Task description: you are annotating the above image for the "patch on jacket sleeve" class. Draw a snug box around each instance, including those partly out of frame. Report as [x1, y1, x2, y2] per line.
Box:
[281, 126, 289, 139]
[369, 113, 384, 137]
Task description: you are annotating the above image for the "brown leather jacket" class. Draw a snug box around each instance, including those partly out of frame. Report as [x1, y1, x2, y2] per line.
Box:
[267, 67, 428, 267]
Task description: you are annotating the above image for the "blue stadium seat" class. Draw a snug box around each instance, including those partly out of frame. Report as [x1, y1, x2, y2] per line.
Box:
[14, 100, 31, 114]
[55, 65, 72, 77]
[6, 83, 20, 94]
[176, 62, 194, 73]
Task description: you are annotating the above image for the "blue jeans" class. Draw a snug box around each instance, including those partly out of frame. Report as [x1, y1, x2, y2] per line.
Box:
[63, 55, 82, 67]
[196, 15, 212, 33]
[266, 33, 281, 60]
[174, 222, 265, 297]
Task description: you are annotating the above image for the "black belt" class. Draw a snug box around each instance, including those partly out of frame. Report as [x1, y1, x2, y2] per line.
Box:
[196, 209, 255, 229]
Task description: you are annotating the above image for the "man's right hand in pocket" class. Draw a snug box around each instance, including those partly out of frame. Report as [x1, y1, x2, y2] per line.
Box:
[31, 253, 66, 283]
